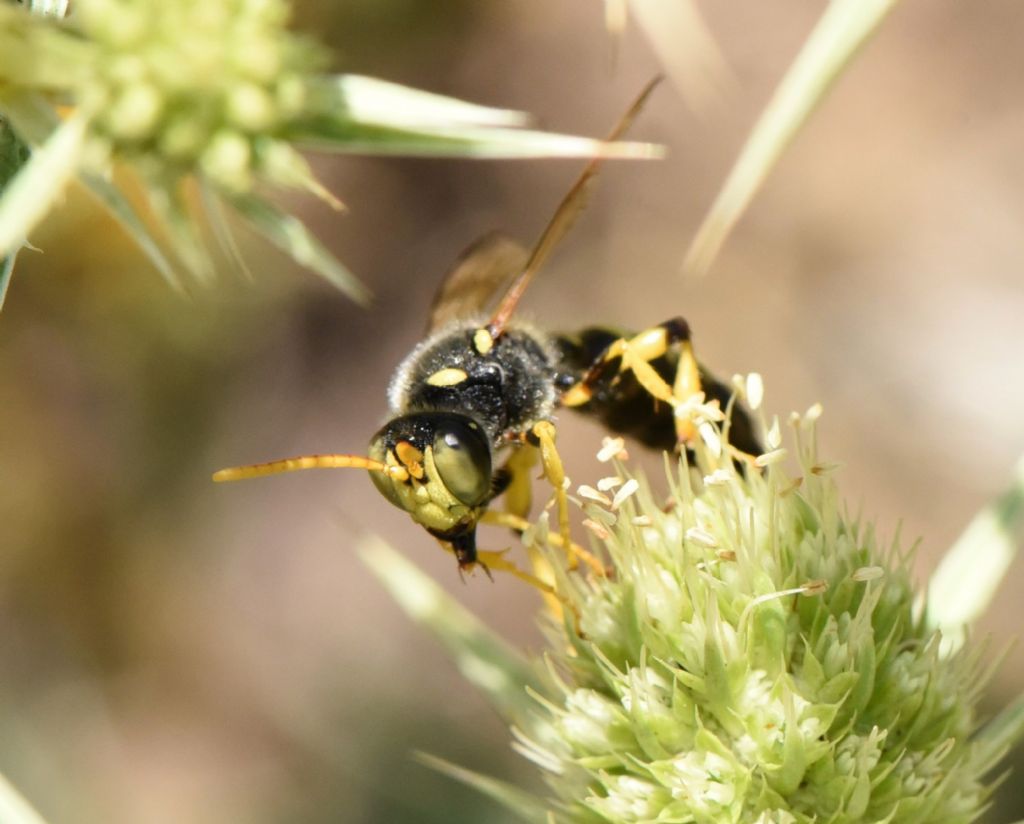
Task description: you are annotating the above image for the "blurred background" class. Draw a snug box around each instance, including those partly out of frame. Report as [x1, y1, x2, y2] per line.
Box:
[3, 1, 1024, 821]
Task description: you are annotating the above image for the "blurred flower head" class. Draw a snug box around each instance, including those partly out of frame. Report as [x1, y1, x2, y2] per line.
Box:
[0, 0, 659, 304]
[66, 0, 321, 193]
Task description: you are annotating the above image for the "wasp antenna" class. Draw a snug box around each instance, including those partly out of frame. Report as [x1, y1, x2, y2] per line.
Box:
[487, 76, 663, 340]
[212, 454, 409, 482]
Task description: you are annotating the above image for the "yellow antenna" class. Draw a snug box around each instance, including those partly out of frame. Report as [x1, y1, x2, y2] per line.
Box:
[213, 454, 409, 483]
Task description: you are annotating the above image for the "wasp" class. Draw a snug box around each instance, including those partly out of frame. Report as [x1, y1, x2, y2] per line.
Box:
[214, 80, 759, 588]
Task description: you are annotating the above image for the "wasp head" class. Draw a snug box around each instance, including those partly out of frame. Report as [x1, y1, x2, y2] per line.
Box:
[367, 412, 494, 566]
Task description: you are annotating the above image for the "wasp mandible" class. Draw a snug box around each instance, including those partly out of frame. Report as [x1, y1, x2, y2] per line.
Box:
[214, 80, 760, 586]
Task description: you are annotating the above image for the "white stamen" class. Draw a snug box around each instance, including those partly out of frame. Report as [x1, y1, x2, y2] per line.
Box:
[597, 436, 627, 463]
[685, 527, 718, 548]
[703, 469, 732, 486]
[631, 515, 653, 526]
[754, 448, 788, 468]
[745, 373, 764, 410]
[597, 476, 624, 492]
[853, 566, 884, 582]
[698, 421, 722, 457]
[611, 479, 640, 510]
[578, 485, 611, 506]
[739, 580, 828, 633]
[675, 393, 725, 424]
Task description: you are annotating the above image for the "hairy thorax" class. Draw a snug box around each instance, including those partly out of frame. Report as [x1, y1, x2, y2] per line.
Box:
[387, 319, 559, 446]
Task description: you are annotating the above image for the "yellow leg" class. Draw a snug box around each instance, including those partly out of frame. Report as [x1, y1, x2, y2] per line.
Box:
[473, 548, 553, 593]
[501, 444, 538, 520]
[480, 510, 606, 577]
[562, 329, 674, 408]
[560, 318, 706, 447]
[495, 443, 604, 572]
[619, 328, 678, 404]
[530, 420, 582, 573]
[671, 339, 703, 445]
[436, 537, 554, 601]
[475, 547, 583, 634]
[622, 347, 675, 404]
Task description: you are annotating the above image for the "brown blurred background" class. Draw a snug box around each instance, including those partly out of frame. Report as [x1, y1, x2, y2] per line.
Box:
[3, 1, 1024, 821]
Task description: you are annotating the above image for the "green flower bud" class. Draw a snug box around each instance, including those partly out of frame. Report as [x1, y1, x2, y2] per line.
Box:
[274, 74, 307, 119]
[104, 81, 162, 141]
[229, 36, 283, 83]
[227, 82, 276, 132]
[199, 130, 252, 192]
[158, 114, 211, 160]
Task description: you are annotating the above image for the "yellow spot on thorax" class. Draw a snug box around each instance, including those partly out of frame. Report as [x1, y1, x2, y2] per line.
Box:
[472, 328, 494, 355]
[426, 367, 468, 387]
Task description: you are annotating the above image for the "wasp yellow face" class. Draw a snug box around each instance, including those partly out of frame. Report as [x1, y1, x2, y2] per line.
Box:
[367, 412, 494, 565]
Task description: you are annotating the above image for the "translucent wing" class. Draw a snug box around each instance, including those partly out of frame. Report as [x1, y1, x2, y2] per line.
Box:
[426, 231, 530, 333]
[486, 76, 662, 339]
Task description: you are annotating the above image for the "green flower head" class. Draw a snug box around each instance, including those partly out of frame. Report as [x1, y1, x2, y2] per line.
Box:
[518, 392, 995, 823]
[0, 1, 659, 304]
[70, 0, 320, 191]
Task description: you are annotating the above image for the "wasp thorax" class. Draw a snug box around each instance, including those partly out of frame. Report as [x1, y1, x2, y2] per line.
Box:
[387, 321, 559, 443]
[367, 412, 493, 536]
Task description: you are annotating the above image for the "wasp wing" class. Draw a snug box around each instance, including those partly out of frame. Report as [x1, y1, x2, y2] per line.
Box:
[426, 232, 530, 333]
[486, 76, 662, 339]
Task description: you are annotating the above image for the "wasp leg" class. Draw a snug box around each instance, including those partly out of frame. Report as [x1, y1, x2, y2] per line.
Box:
[434, 532, 572, 594]
[560, 318, 703, 445]
[529, 420, 572, 569]
[472, 548, 552, 593]
[499, 443, 539, 520]
[480, 510, 606, 577]
[526, 420, 606, 577]
[471, 546, 584, 635]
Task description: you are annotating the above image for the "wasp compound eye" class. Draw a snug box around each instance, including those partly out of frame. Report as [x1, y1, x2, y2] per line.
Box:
[367, 433, 406, 510]
[432, 418, 491, 506]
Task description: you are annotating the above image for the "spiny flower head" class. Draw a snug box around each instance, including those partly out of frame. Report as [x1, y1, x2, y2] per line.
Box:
[69, 0, 319, 193]
[1, 1, 659, 302]
[507, 385, 998, 823]
[0, 0, 322, 191]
